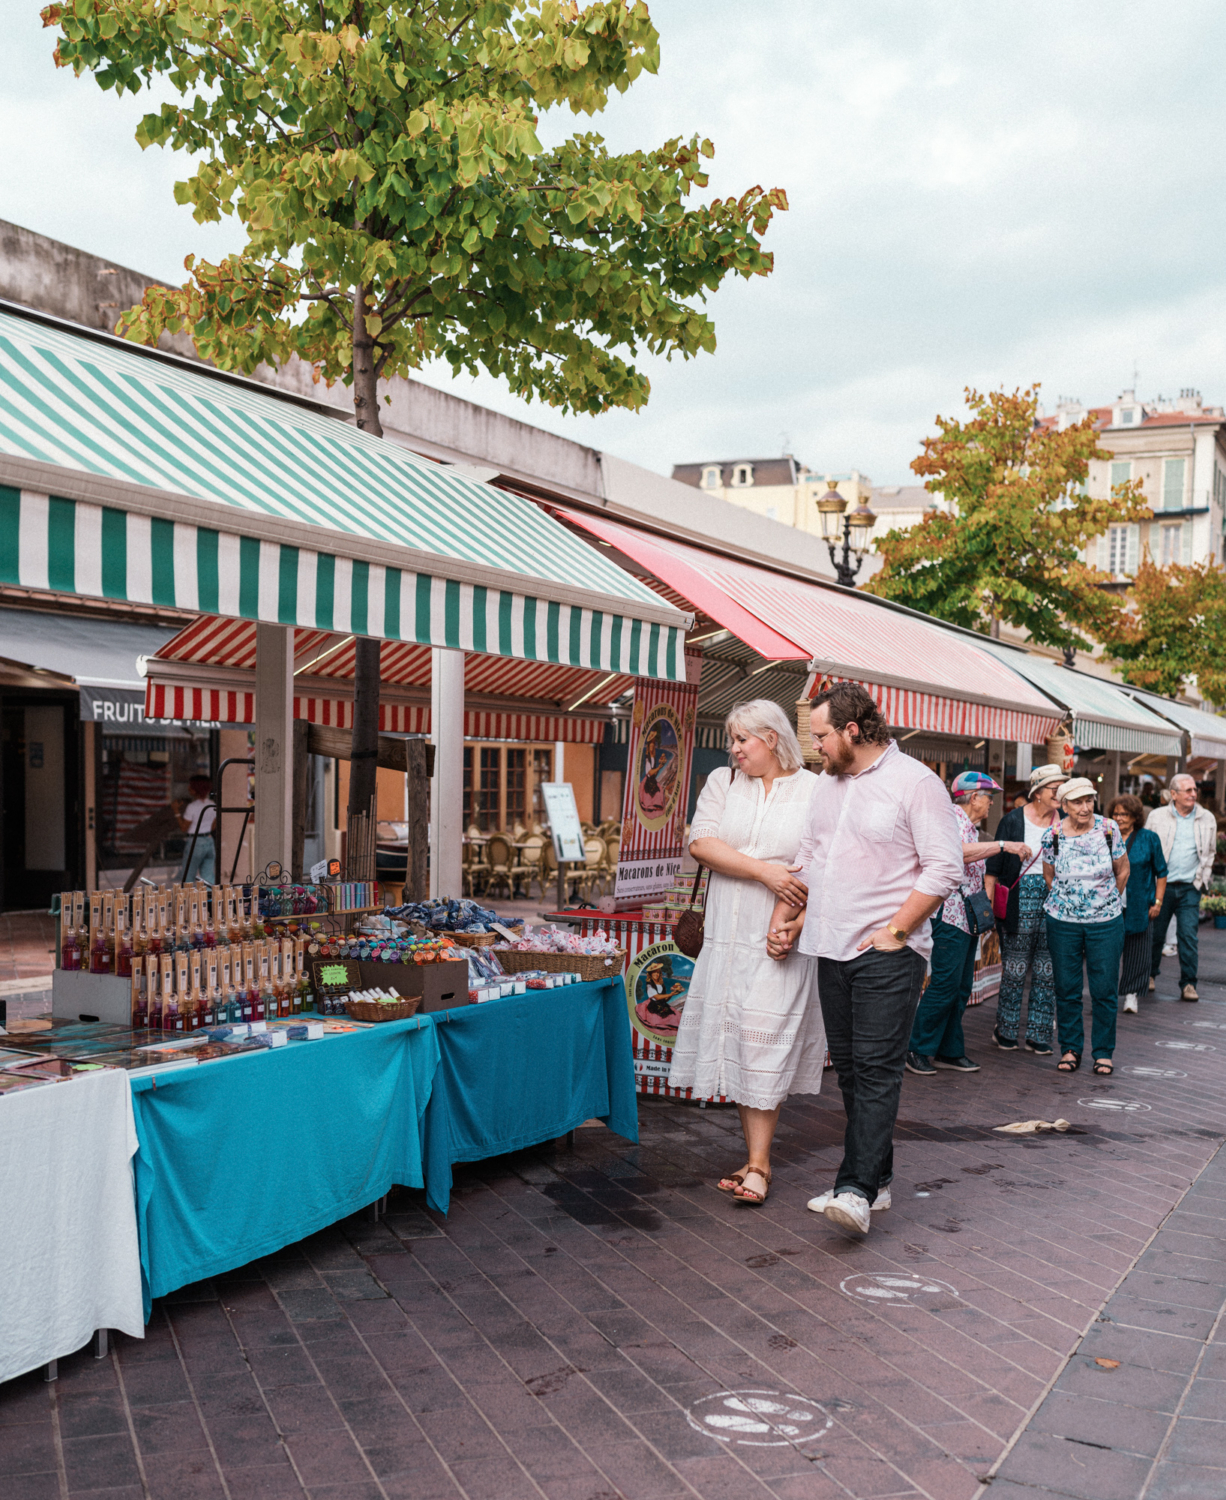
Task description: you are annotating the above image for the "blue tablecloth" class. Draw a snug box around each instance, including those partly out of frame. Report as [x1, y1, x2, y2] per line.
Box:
[129, 1016, 439, 1317]
[421, 975, 638, 1212]
[128, 977, 638, 1313]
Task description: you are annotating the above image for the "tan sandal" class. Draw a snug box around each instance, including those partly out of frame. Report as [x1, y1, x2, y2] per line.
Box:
[717, 1167, 749, 1194]
[733, 1168, 771, 1205]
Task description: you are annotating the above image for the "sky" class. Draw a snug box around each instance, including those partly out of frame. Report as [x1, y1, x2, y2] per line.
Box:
[5, 1, 1226, 485]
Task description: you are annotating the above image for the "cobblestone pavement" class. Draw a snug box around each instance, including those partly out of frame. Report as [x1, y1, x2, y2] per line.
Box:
[4, 932, 1226, 1500]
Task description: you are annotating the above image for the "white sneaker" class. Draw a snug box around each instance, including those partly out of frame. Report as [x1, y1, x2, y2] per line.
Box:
[1122, 993, 1138, 1014]
[822, 1192, 871, 1235]
[1163, 943, 1178, 958]
[807, 1187, 890, 1214]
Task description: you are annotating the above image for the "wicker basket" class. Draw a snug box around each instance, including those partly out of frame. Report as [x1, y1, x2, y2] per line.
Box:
[494, 947, 625, 983]
[431, 928, 496, 948]
[344, 995, 423, 1022]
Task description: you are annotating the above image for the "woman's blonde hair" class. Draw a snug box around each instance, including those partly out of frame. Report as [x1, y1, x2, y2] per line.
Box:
[725, 699, 804, 773]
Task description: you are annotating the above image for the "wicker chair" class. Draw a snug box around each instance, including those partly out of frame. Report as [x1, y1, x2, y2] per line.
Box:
[517, 835, 547, 901]
[484, 834, 514, 900]
[572, 836, 607, 902]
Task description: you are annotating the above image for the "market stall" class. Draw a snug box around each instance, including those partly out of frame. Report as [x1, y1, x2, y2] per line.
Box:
[0, 1068, 144, 1382]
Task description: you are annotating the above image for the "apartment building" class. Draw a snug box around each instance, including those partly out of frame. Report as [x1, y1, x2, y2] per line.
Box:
[670, 457, 874, 535]
[1045, 390, 1226, 580]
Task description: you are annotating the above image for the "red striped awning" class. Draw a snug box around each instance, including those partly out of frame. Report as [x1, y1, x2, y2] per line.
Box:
[143, 665, 609, 742]
[555, 509, 1062, 744]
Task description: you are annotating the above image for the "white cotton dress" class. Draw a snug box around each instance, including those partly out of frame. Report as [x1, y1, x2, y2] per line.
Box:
[668, 766, 826, 1109]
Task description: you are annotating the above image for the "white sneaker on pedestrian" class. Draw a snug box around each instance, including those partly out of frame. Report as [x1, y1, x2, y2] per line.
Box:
[807, 1186, 890, 1214]
[822, 1192, 871, 1236]
[1122, 993, 1138, 1014]
[1163, 943, 1178, 958]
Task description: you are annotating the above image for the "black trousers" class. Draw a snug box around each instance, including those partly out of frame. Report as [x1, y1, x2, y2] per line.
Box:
[817, 945, 928, 1203]
[1119, 922, 1152, 998]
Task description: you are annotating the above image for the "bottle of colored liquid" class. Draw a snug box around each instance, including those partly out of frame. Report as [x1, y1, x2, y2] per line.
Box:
[89, 927, 111, 974]
[115, 925, 133, 978]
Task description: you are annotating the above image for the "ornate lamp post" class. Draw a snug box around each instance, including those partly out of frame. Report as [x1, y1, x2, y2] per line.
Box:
[816, 483, 877, 587]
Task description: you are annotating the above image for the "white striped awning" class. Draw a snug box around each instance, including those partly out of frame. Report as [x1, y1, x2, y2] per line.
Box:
[1123, 688, 1226, 761]
[977, 644, 1183, 756]
[558, 509, 1064, 744]
[0, 306, 688, 678]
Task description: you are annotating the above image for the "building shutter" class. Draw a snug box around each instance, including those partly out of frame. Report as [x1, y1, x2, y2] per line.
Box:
[1096, 533, 1109, 570]
[1163, 457, 1186, 512]
[1182, 521, 1193, 564]
[1127, 524, 1140, 575]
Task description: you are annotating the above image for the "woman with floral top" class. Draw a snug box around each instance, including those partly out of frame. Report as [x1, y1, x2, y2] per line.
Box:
[1042, 777, 1130, 1076]
[905, 772, 1031, 1077]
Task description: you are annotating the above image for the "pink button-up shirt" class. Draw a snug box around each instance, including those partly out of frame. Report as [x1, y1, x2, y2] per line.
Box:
[794, 739, 964, 962]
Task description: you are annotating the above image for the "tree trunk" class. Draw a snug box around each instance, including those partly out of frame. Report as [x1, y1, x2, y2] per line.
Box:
[348, 284, 383, 886]
[990, 614, 1001, 640]
[352, 283, 384, 439]
[347, 636, 382, 881]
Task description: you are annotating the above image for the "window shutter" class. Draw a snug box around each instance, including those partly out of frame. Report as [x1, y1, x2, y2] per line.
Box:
[1096, 534, 1109, 570]
[1127, 524, 1140, 575]
[1182, 521, 1193, 564]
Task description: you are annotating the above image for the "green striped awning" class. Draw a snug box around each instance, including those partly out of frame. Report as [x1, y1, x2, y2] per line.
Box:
[0, 307, 688, 678]
[978, 642, 1182, 757]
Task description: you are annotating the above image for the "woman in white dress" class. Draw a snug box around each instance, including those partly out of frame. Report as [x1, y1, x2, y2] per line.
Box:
[669, 700, 824, 1205]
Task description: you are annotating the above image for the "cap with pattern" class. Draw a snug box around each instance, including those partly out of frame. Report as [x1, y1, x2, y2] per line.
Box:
[951, 771, 1003, 795]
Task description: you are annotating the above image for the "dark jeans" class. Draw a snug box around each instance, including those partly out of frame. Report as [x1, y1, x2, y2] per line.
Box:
[1150, 881, 1200, 987]
[818, 945, 928, 1203]
[909, 917, 977, 1058]
[1046, 915, 1124, 1060]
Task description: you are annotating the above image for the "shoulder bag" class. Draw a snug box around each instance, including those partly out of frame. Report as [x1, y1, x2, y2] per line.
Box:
[674, 865, 708, 959]
[961, 885, 996, 936]
[991, 815, 1055, 921]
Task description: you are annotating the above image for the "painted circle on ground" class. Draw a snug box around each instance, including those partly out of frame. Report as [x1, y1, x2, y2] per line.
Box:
[685, 1390, 833, 1447]
[1077, 1097, 1151, 1112]
[1155, 1040, 1216, 1052]
[1122, 1066, 1188, 1080]
[839, 1272, 958, 1306]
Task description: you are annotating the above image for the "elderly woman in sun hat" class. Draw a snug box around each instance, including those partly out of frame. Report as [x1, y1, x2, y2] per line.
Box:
[905, 771, 1031, 1077]
[1041, 776, 1129, 1076]
[985, 762, 1068, 1055]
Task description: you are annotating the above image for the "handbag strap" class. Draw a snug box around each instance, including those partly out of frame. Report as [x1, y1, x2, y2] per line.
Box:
[686, 863, 709, 912]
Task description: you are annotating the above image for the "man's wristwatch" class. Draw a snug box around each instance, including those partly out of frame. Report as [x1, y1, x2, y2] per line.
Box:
[887, 923, 908, 942]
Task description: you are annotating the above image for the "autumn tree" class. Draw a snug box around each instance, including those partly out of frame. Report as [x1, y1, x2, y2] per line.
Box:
[44, 0, 785, 875]
[1099, 557, 1226, 704]
[44, 0, 785, 436]
[864, 386, 1151, 652]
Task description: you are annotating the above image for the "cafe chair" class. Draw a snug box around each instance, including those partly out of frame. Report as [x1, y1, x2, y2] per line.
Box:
[484, 833, 515, 899]
[517, 835, 547, 901]
[576, 835, 607, 900]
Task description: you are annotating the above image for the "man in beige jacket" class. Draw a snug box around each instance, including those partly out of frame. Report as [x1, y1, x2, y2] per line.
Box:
[1146, 775, 1217, 1001]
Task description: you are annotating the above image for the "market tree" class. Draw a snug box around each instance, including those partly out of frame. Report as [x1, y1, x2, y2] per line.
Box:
[1099, 557, 1226, 704]
[44, 0, 786, 876]
[864, 386, 1151, 655]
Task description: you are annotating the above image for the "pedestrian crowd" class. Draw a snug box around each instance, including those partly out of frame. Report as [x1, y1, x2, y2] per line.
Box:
[668, 685, 1220, 1239]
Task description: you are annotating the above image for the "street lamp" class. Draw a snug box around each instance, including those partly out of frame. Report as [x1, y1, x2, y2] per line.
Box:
[816, 483, 876, 587]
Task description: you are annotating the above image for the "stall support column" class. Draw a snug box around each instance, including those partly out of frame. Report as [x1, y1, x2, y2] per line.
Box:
[430, 647, 464, 899]
[254, 623, 294, 876]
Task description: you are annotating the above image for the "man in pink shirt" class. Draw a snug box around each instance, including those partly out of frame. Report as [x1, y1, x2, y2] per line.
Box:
[768, 682, 963, 1236]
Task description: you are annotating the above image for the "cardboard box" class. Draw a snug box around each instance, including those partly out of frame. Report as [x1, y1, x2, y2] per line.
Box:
[356, 959, 470, 1012]
[51, 969, 133, 1026]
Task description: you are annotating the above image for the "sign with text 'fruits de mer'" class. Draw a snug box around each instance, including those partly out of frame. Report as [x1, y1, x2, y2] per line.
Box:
[613, 651, 701, 908]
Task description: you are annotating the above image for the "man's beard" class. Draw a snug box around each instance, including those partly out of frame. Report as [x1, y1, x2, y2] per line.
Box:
[820, 736, 856, 774]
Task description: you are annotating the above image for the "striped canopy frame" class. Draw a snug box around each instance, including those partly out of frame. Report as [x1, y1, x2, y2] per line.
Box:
[0, 309, 688, 678]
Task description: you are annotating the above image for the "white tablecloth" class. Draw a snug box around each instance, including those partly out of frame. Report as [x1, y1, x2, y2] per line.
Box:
[0, 1069, 144, 1382]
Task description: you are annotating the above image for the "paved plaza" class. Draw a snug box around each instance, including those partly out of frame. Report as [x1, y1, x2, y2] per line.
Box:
[4, 932, 1226, 1500]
